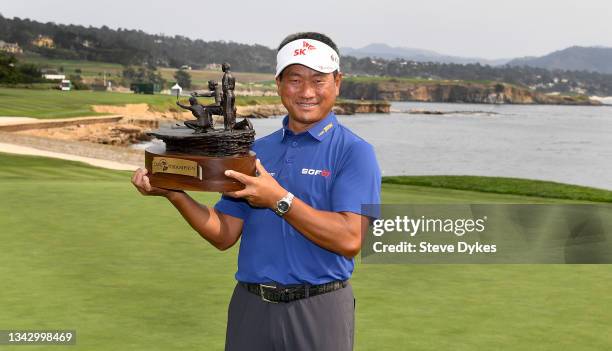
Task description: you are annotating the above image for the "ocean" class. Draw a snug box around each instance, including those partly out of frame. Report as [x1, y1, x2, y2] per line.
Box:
[249, 102, 612, 190]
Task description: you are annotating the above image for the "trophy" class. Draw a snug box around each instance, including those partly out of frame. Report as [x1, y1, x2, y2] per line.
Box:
[145, 63, 256, 192]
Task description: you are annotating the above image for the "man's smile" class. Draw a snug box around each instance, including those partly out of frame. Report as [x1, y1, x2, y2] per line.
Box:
[296, 102, 319, 109]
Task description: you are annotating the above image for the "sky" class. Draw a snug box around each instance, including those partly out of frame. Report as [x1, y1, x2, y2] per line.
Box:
[2, 0, 611, 59]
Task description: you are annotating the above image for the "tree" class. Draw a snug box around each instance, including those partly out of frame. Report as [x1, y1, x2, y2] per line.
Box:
[122, 65, 166, 88]
[0, 52, 44, 84]
[0, 52, 19, 84]
[17, 63, 43, 83]
[173, 69, 191, 89]
[68, 74, 89, 90]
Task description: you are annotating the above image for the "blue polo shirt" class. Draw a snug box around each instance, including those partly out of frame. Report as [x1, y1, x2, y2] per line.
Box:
[214, 112, 381, 285]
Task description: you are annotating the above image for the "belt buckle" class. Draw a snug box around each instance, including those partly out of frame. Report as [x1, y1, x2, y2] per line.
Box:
[259, 284, 279, 304]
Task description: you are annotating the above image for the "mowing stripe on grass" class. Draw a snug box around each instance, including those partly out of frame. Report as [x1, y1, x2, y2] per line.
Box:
[2, 153, 611, 350]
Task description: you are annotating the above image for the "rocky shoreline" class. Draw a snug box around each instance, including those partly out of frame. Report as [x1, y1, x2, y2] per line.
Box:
[0, 100, 390, 147]
[0, 130, 144, 166]
[236, 101, 390, 118]
[340, 80, 602, 106]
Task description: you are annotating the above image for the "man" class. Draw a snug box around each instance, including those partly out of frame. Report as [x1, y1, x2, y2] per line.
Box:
[131, 32, 381, 351]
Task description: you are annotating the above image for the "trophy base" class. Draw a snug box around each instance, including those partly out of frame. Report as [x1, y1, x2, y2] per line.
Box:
[144, 144, 256, 192]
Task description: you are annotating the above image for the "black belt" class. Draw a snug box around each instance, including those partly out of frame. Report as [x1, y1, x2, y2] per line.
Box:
[240, 280, 348, 303]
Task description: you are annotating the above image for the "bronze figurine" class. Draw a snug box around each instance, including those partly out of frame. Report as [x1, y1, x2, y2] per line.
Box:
[145, 63, 257, 192]
[178, 65, 252, 133]
[221, 62, 236, 131]
[177, 95, 214, 133]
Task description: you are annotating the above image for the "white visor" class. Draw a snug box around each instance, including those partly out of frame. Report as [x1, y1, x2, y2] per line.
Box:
[275, 38, 340, 78]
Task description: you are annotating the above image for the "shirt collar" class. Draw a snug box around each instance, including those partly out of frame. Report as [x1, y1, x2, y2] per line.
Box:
[281, 112, 337, 142]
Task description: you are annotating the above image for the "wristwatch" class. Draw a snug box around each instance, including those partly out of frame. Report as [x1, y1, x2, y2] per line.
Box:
[273, 192, 294, 216]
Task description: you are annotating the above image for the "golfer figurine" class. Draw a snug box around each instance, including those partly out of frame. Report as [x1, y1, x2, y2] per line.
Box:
[221, 62, 237, 131]
[176, 96, 214, 133]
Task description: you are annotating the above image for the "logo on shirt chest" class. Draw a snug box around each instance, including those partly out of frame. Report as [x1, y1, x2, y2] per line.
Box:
[301, 168, 331, 177]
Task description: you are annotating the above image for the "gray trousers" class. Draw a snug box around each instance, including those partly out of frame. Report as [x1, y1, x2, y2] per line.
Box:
[225, 282, 355, 351]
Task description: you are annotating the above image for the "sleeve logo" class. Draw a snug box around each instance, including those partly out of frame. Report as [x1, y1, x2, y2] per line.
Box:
[302, 168, 331, 177]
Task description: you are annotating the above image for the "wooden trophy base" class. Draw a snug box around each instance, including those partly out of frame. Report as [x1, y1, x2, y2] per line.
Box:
[144, 144, 256, 192]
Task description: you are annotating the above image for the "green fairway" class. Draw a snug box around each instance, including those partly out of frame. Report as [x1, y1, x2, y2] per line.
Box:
[1, 153, 610, 350]
[0, 88, 282, 119]
[19, 55, 124, 80]
[0, 88, 178, 118]
[157, 67, 275, 88]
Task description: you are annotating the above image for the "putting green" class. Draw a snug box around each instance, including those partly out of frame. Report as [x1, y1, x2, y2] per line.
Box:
[0, 153, 610, 350]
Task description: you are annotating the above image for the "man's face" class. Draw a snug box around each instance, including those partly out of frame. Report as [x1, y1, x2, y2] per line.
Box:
[276, 64, 342, 127]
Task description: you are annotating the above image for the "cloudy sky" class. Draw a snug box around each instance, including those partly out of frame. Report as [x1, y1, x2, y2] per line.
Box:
[2, 0, 611, 59]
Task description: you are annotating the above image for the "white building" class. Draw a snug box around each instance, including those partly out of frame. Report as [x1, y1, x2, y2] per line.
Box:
[43, 74, 66, 80]
[171, 83, 182, 96]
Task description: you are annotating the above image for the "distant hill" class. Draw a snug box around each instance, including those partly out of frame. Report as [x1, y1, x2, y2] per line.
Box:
[0, 14, 276, 73]
[508, 46, 612, 74]
[341, 43, 510, 66]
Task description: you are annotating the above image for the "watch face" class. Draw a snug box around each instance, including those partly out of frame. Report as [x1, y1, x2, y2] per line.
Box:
[278, 201, 289, 212]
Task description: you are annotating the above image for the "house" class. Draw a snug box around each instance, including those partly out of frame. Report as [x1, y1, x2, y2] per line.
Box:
[0, 41, 23, 54]
[32, 35, 55, 48]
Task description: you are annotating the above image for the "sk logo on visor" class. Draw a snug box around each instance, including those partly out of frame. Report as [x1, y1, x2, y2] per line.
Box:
[294, 41, 317, 56]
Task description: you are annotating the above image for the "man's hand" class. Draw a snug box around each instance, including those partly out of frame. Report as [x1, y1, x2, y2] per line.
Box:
[131, 168, 177, 198]
[224, 159, 286, 208]
[225, 160, 366, 257]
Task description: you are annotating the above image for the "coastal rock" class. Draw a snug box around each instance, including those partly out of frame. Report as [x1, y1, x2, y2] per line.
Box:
[236, 102, 390, 118]
[16, 121, 152, 146]
[340, 80, 601, 105]
[236, 104, 288, 118]
[333, 102, 391, 114]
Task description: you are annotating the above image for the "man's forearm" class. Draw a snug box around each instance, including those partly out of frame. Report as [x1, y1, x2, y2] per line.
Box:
[165, 192, 236, 250]
[222, 162, 364, 258]
[283, 197, 364, 258]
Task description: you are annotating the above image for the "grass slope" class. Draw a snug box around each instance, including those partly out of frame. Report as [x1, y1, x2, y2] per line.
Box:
[19, 56, 275, 86]
[0, 88, 177, 118]
[157, 67, 274, 87]
[383, 175, 612, 203]
[19, 55, 124, 79]
[1, 153, 610, 350]
[0, 88, 281, 119]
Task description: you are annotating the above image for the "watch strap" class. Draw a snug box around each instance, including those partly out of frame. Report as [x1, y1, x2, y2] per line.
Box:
[274, 192, 294, 216]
